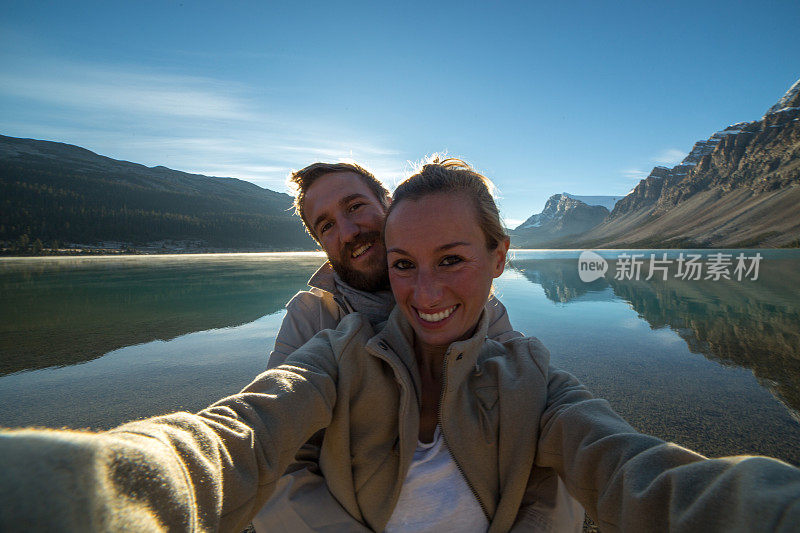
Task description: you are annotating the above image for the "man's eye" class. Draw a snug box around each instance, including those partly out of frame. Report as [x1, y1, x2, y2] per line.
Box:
[319, 222, 333, 235]
[348, 203, 364, 212]
[392, 259, 414, 270]
[440, 255, 463, 266]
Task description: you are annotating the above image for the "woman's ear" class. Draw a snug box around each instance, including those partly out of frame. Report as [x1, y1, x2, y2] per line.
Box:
[492, 237, 511, 278]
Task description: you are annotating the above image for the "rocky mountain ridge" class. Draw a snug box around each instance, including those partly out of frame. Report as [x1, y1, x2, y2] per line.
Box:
[516, 77, 800, 248]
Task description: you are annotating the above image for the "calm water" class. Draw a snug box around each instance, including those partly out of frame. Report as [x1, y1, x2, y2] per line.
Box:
[1, 250, 799, 465]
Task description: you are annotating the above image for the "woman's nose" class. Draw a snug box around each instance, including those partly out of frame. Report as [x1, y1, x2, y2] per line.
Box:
[414, 270, 443, 306]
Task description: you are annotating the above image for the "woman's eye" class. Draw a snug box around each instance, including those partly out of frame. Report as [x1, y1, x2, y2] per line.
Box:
[348, 202, 364, 212]
[391, 259, 414, 270]
[440, 255, 463, 266]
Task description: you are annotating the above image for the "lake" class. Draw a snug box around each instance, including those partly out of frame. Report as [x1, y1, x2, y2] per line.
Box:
[1, 250, 799, 466]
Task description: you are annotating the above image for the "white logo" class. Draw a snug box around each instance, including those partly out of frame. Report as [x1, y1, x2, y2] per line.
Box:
[578, 250, 608, 282]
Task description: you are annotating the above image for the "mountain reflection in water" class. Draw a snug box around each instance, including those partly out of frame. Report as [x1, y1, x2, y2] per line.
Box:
[0, 254, 324, 376]
[510, 254, 800, 419]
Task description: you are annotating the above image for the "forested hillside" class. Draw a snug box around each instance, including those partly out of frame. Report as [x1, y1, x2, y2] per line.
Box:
[0, 135, 316, 253]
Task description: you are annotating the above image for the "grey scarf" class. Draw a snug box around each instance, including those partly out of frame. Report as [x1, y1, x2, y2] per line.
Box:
[333, 273, 395, 326]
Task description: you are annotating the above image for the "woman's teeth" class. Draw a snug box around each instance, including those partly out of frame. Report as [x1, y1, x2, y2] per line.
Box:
[351, 243, 372, 258]
[418, 305, 458, 323]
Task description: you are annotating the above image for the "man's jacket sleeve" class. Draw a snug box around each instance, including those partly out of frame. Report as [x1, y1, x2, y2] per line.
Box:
[0, 328, 344, 533]
[535, 365, 800, 532]
[268, 291, 328, 369]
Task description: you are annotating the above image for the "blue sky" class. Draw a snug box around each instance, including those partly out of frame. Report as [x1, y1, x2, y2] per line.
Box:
[1, 1, 798, 226]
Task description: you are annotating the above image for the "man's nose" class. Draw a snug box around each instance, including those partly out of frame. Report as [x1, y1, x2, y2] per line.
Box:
[338, 216, 360, 243]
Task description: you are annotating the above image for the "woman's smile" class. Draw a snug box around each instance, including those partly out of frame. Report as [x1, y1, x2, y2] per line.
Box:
[415, 304, 459, 324]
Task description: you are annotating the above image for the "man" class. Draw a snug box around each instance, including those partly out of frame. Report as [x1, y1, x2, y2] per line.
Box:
[257, 162, 397, 531]
[254, 162, 519, 531]
[267, 162, 396, 370]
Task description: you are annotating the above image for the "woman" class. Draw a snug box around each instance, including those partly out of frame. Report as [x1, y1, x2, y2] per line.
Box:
[366, 158, 585, 531]
[1, 159, 799, 532]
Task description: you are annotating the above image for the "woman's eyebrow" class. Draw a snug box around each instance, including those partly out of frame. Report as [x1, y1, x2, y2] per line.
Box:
[386, 242, 470, 255]
[438, 241, 470, 251]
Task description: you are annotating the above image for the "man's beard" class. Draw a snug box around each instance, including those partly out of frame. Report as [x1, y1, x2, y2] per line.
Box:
[329, 232, 390, 292]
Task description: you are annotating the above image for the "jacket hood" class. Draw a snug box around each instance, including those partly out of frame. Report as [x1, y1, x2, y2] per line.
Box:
[308, 262, 337, 293]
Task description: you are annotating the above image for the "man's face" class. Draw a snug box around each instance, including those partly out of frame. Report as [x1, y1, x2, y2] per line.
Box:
[303, 171, 389, 291]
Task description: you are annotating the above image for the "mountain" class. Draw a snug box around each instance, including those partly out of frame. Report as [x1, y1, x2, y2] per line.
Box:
[511, 193, 609, 248]
[0, 135, 316, 252]
[569, 78, 800, 248]
[562, 193, 622, 211]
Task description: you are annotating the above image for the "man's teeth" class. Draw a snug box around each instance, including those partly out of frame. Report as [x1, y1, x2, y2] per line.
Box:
[418, 305, 458, 323]
[351, 243, 372, 258]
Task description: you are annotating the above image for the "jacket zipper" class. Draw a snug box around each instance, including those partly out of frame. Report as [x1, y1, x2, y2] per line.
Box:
[368, 346, 412, 520]
[438, 350, 491, 522]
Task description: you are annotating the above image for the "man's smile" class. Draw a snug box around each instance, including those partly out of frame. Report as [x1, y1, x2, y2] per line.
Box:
[351, 242, 373, 259]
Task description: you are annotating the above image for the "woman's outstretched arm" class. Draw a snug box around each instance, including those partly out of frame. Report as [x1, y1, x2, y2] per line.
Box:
[536, 366, 800, 532]
[0, 326, 348, 532]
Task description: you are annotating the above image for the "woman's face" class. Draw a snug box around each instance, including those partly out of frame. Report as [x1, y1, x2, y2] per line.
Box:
[385, 192, 508, 351]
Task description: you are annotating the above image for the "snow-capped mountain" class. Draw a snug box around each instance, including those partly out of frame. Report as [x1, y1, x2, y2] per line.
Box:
[512, 194, 609, 247]
[516, 193, 619, 231]
[764, 78, 800, 117]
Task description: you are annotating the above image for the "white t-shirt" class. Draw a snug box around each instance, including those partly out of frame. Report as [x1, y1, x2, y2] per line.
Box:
[385, 426, 489, 533]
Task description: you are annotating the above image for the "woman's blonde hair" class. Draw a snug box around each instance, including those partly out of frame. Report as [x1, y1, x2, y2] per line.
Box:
[388, 157, 508, 250]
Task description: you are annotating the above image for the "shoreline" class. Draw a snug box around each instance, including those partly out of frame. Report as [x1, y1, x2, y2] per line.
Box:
[3, 245, 799, 258]
[0, 246, 319, 257]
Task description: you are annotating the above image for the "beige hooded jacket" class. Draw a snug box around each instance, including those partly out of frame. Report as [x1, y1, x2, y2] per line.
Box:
[1, 309, 799, 532]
